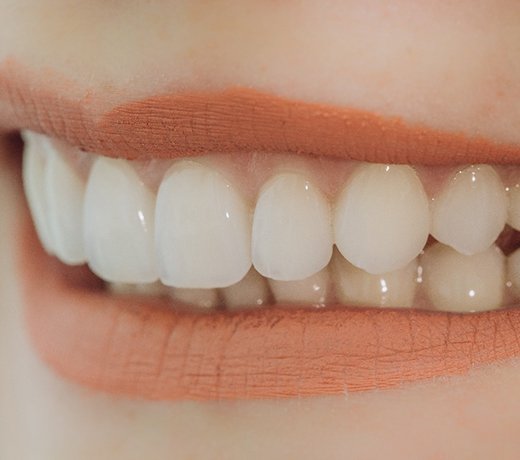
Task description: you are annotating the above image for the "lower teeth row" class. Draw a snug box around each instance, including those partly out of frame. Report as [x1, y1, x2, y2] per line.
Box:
[109, 244, 519, 313]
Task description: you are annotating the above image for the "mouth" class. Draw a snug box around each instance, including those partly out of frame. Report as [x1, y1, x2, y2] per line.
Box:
[6, 64, 520, 401]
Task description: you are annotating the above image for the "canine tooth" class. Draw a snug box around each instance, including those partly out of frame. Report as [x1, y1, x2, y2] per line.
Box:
[170, 288, 220, 309]
[332, 251, 418, 308]
[44, 146, 86, 265]
[431, 165, 507, 255]
[334, 164, 429, 275]
[84, 157, 158, 283]
[22, 132, 55, 253]
[421, 243, 505, 312]
[252, 172, 332, 281]
[269, 267, 330, 306]
[507, 184, 520, 231]
[156, 161, 251, 289]
[221, 268, 271, 310]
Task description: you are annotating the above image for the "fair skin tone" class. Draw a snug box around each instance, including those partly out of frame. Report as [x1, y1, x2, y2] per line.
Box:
[2, 1, 520, 458]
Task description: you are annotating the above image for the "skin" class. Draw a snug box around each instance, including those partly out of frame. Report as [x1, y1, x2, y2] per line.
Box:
[2, 1, 520, 458]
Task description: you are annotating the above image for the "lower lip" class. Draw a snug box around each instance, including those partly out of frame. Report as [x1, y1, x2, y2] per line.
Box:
[18, 211, 520, 401]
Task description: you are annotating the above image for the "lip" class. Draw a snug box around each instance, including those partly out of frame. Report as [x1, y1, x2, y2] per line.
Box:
[5, 62, 520, 401]
[18, 209, 520, 401]
[1, 61, 520, 166]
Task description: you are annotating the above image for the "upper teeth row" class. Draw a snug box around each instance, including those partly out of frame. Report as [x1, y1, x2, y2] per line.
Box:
[22, 130, 517, 292]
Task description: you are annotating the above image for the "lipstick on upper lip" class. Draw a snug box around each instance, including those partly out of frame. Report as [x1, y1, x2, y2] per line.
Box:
[5, 62, 520, 401]
[1, 62, 520, 165]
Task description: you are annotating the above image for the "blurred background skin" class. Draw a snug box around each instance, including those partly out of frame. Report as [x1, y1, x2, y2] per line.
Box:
[2, 1, 520, 458]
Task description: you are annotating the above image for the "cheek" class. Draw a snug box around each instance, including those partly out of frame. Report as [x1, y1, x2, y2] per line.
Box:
[0, 137, 26, 456]
[1, 1, 520, 145]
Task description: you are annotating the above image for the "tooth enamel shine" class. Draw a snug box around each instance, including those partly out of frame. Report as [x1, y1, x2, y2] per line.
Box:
[23, 130, 518, 313]
[421, 243, 505, 312]
[22, 132, 55, 254]
[431, 165, 507, 255]
[156, 161, 252, 289]
[252, 172, 333, 281]
[334, 164, 430, 275]
[44, 146, 86, 265]
[84, 157, 158, 283]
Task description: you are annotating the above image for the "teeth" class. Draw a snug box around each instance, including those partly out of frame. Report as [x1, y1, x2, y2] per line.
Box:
[169, 288, 220, 310]
[23, 131, 517, 313]
[156, 161, 251, 288]
[269, 267, 331, 306]
[22, 132, 55, 254]
[431, 165, 507, 255]
[108, 282, 167, 297]
[84, 157, 158, 283]
[421, 242, 505, 312]
[44, 146, 86, 265]
[334, 164, 429, 274]
[221, 268, 271, 310]
[507, 184, 520, 231]
[332, 250, 418, 308]
[252, 172, 332, 281]
[507, 249, 520, 296]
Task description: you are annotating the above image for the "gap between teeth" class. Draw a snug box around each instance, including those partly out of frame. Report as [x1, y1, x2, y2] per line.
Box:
[21, 130, 520, 313]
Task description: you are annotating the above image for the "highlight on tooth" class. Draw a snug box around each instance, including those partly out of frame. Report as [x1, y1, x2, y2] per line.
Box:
[21, 130, 520, 313]
[156, 160, 252, 289]
[334, 164, 430, 275]
[430, 165, 507, 256]
[252, 172, 333, 281]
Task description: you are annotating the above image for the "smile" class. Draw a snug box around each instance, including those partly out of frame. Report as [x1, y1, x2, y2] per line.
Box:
[6, 66, 520, 400]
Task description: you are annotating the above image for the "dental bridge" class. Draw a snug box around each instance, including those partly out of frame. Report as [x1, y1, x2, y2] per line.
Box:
[22, 130, 520, 314]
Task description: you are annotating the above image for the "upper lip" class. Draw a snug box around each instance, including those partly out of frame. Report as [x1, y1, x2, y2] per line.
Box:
[1, 63, 520, 165]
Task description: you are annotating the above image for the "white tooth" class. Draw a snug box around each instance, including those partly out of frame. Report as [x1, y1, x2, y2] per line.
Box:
[22, 132, 55, 253]
[84, 157, 158, 283]
[431, 165, 507, 255]
[269, 267, 330, 306]
[421, 243, 505, 312]
[252, 172, 332, 281]
[507, 249, 520, 297]
[44, 146, 86, 265]
[334, 164, 429, 275]
[507, 184, 520, 231]
[332, 250, 418, 308]
[156, 161, 251, 288]
[221, 268, 271, 310]
[108, 282, 167, 297]
[169, 288, 220, 310]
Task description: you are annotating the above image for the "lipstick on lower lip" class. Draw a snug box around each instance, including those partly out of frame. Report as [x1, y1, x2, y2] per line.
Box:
[19, 216, 520, 401]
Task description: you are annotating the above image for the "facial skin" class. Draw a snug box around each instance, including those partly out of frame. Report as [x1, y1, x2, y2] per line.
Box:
[2, 1, 520, 458]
